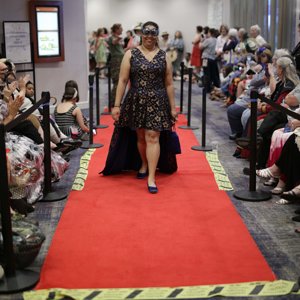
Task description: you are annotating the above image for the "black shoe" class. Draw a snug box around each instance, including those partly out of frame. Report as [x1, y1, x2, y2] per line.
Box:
[60, 138, 82, 148]
[148, 183, 158, 194]
[137, 171, 147, 179]
[295, 208, 300, 214]
[10, 198, 34, 216]
[243, 167, 250, 176]
[292, 215, 300, 222]
[229, 133, 242, 140]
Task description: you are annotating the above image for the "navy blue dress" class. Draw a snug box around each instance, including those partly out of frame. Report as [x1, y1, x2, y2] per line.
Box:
[101, 48, 178, 175]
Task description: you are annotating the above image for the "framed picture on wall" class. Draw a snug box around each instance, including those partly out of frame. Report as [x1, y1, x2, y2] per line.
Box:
[3, 21, 32, 64]
[29, 1, 64, 63]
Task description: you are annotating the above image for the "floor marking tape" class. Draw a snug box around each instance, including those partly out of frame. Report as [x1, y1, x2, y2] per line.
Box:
[23, 280, 300, 299]
[205, 150, 233, 191]
[72, 149, 96, 191]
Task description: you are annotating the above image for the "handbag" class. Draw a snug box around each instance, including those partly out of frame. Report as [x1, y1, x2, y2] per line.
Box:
[167, 129, 181, 154]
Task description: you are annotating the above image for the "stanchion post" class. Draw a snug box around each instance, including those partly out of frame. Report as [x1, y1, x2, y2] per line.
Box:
[102, 63, 112, 115]
[179, 62, 184, 114]
[249, 99, 259, 191]
[178, 67, 199, 130]
[81, 75, 103, 149]
[191, 87, 212, 151]
[108, 63, 112, 113]
[95, 67, 108, 129]
[41, 92, 68, 202]
[95, 67, 100, 125]
[234, 95, 271, 201]
[0, 125, 40, 293]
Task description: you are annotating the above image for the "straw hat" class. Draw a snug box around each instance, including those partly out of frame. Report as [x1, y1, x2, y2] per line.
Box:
[161, 31, 169, 36]
[133, 23, 142, 31]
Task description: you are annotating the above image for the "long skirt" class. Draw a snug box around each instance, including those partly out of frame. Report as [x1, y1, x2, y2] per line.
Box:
[101, 126, 178, 175]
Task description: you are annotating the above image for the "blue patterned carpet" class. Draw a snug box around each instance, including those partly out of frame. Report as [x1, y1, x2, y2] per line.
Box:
[3, 79, 300, 300]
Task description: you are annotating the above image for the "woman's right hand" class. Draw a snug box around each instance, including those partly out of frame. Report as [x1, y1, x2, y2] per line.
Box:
[112, 107, 120, 121]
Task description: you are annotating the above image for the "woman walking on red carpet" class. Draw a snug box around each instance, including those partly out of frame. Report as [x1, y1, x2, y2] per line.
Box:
[101, 21, 179, 194]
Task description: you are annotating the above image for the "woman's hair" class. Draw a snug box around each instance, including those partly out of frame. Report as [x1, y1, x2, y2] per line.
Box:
[219, 24, 229, 34]
[111, 23, 122, 34]
[208, 28, 216, 37]
[256, 47, 272, 64]
[272, 48, 290, 61]
[277, 56, 300, 86]
[63, 80, 80, 102]
[142, 21, 159, 32]
[203, 26, 209, 35]
[63, 87, 78, 101]
[196, 26, 203, 33]
[96, 27, 104, 37]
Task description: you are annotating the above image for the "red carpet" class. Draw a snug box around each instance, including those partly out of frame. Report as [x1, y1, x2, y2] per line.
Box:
[36, 115, 275, 289]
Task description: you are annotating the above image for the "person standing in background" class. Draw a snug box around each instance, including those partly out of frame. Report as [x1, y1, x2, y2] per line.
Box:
[169, 31, 185, 79]
[291, 23, 300, 75]
[107, 24, 125, 108]
[215, 24, 229, 67]
[159, 31, 171, 51]
[200, 28, 220, 93]
[124, 30, 133, 50]
[191, 26, 203, 74]
[95, 28, 108, 78]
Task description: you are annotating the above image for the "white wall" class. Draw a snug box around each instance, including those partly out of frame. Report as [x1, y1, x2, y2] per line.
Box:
[0, 0, 89, 108]
[87, 0, 230, 53]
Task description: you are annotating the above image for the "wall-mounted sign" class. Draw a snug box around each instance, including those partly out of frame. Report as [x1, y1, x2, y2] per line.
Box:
[29, 1, 64, 63]
[3, 21, 32, 64]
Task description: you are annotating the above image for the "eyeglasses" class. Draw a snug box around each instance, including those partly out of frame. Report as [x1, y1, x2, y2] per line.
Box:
[142, 28, 159, 37]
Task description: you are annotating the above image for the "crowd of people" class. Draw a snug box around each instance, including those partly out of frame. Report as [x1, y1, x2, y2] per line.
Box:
[89, 21, 300, 232]
[0, 59, 91, 213]
[1, 19, 300, 276]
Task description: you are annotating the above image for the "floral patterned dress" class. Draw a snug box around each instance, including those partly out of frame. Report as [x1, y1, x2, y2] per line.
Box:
[118, 48, 173, 131]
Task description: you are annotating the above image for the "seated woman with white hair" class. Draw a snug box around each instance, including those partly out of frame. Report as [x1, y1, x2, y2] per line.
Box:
[256, 56, 300, 169]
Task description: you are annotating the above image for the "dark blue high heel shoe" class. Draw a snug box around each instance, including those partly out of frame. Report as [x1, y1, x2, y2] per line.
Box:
[148, 183, 158, 194]
[137, 171, 147, 179]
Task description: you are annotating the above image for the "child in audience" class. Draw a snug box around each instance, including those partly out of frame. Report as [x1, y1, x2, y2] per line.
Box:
[54, 83, 89, 141]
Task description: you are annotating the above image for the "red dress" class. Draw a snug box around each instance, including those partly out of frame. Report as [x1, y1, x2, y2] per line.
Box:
[191, 34, 202, 68]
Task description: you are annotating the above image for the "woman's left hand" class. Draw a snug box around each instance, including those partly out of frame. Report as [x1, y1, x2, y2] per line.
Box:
[171, 108, 178, 122]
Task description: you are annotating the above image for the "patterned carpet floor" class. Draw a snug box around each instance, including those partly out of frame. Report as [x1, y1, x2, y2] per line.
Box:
[3, 79, 300, 300]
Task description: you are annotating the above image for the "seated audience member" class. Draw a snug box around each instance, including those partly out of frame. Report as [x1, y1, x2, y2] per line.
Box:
[227, 63, 267, 140]
[256, 56, 299, 169]
[0, 59, 43, 145]
[256, 131, 300, 205]
[22, 80, 82, 153]
[54, 84, 90, 141]
[249, 24, 267, 47]
[261, 87, 300, 192]
[0, 83, 68, 206]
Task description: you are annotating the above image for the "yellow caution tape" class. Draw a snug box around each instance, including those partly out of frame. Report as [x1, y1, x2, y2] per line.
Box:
[72, 149, 96, 191]
[23, 280, 300, 300]
[205, 150, 233, 191]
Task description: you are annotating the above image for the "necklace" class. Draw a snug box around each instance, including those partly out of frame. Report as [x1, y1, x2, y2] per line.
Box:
[141, 44, 157, 53]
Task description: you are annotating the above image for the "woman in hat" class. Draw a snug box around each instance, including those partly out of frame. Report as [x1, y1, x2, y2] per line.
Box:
[159, 31, 171, 51]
